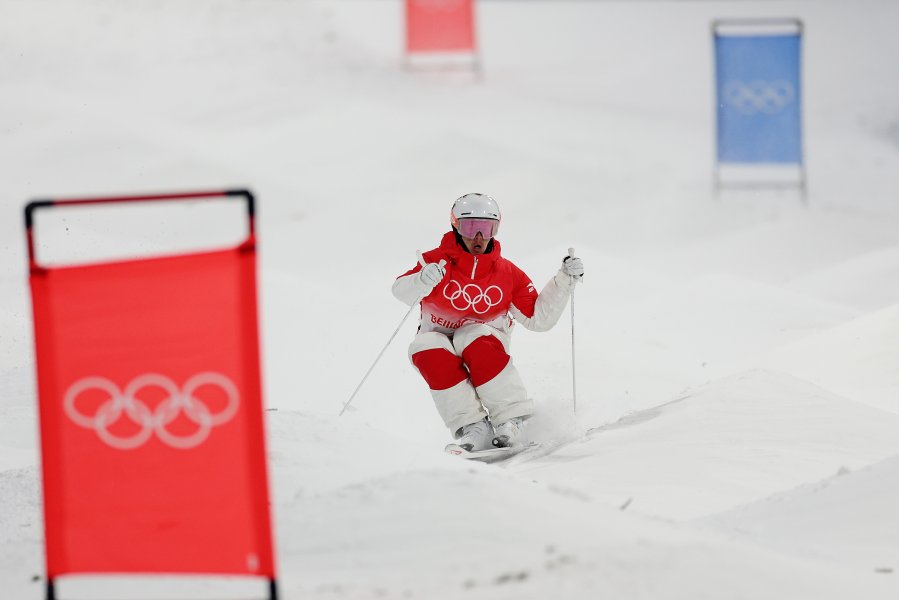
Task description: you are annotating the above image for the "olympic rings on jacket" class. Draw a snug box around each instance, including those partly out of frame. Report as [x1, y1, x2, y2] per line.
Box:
[63, 372, 240, 450]
[442, 280, 504, 314]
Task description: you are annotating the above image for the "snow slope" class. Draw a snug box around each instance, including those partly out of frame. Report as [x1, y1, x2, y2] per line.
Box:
[761, 304, 899, 415]
[1, 0, 898, 598]
[511, 369, 899, 521]
[701, 453, 899, 572]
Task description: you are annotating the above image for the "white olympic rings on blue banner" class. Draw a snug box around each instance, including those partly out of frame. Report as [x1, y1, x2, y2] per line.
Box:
[63, 372, 240, 450]
[442, 280, 503, 314]
[723, 79, 795, 115]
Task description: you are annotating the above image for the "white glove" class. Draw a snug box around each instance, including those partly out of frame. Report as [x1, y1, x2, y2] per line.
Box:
[418, 262, 446, 290]
[562, 255, 584, 279]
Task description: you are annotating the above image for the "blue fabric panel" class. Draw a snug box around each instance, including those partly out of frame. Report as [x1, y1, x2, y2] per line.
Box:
[715, 34, 802, 164]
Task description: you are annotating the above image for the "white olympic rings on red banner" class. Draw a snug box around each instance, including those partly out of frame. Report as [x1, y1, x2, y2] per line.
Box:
[723, 79, 795, 115]
[64, 372, 240, 450]
[442, 280, 503, 314]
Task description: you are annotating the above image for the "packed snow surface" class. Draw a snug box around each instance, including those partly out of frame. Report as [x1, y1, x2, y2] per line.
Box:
[1, 0, 898, 598]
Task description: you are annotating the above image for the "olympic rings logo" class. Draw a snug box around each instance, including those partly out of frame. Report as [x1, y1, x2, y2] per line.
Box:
[442, 280, 503, 314]
[723, 79, 795, 115]
[64, 372, 240, 450]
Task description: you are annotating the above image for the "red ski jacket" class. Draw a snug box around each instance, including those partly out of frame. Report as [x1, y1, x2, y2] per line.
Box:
[393, 232, 573, 336]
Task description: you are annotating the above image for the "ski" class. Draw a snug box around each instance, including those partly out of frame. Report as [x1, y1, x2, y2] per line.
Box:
[444, 442, 536, 462]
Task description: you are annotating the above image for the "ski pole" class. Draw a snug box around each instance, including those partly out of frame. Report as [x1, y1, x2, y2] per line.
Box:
[569, 247, 577, 414]
[339, 253, 444, 416]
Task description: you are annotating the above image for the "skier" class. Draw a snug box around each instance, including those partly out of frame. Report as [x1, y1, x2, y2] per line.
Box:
[392, 193, 584, 452]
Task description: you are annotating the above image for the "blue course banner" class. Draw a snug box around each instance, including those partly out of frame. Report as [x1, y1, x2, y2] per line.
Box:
[715, 33, 802, 164]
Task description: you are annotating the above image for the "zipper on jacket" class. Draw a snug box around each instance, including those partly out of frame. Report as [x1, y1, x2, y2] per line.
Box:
[471, 257, 478, 279]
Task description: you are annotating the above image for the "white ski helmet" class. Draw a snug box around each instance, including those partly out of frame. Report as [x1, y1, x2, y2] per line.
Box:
[450, 193, 501, 236]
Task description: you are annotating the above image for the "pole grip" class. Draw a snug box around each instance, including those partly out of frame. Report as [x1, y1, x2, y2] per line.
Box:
[417, 251, 445, 270]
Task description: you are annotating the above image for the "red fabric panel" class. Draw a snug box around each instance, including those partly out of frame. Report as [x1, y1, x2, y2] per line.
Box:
[461, 335, 510, 387]
[406, 0, 476, 53]
[30, 248, 275, 578]
[411, 348, 469, 391]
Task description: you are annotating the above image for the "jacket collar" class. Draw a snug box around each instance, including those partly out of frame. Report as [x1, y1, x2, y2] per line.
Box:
[438, 231, 501, 279]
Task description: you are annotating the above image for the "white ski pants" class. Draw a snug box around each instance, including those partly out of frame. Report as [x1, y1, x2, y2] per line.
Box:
[409, 323, 533, 435]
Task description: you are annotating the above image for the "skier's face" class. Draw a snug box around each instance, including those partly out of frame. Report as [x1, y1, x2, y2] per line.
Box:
[461, 232, 488, 255]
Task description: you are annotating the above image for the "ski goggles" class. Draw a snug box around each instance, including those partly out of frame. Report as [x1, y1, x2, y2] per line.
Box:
[456, 218, 499, 239]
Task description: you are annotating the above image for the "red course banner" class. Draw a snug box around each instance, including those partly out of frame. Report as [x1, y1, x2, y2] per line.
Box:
[27, 192, 276, 583]
[406, 0, 476, 53]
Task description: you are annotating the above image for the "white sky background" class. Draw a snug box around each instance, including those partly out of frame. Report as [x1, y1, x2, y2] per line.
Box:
[1, 1, 899, 598]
